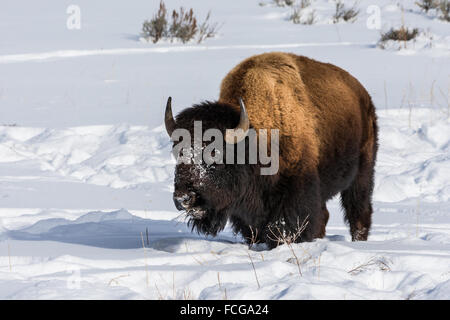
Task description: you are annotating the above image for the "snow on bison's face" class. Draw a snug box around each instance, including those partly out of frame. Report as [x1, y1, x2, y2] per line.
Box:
[164, 97, 253, 235]
[173, 160, 233, 221]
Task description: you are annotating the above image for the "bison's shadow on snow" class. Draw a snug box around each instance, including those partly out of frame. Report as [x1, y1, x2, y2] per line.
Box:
[6, 209, 237, 250]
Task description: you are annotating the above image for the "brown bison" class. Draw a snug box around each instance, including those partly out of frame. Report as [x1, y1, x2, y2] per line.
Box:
[164, 52, 378, 248]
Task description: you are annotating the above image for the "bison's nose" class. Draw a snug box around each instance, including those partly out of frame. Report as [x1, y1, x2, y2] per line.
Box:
[173, 191, 197, 210]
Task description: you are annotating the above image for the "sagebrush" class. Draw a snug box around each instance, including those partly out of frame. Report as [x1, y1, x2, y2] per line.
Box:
[169, 8, 198, 43]
[141, 1, 219, 44]
[378, 26, 420, 49]
[333, 0, 359, 23]
[142, 1, 168, 43]
[415, 0, 440, 12]
[439, 0, 450, 21]
[415, 0, 450, 21]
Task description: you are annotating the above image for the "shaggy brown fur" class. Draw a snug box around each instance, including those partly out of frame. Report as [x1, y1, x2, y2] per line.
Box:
[220, 53, 376, 174]
[219, 52, 378, 241]
[169, 52, 378, 247]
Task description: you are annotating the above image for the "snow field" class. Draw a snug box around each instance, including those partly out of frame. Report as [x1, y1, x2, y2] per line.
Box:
[0, 108, 449, 299]
[0, 0, 449, 299]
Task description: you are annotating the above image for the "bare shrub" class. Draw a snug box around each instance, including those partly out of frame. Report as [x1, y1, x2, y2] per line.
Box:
[141, 1, 219, 44]
[379, 26, 419, 47]
[416, 0, 439, 12]
[290, 9, 316, 25]
[415, 0, 439, 12]
[333, 0, 359, 23]
[274, 0, 295, 6]
[141, 0, 168, 43]
[170, 8, 198, 43]
[290, 6, 303, 24]
[415, 0, 449, 21]
[197, 11, 220, 44]
[289, 1, 316, 25]
[438, 0, 450, 21]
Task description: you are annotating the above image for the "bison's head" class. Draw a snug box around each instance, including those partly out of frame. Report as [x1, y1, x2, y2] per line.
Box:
[164, 97, 254, 235]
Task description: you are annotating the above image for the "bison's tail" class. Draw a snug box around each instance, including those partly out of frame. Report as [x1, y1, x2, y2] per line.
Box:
[369, 99, 379, 163]
[361, 98, 379, 166]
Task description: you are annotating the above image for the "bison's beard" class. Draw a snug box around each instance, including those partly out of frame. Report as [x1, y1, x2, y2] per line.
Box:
[185, 206, 207, 220]
[187, 207, 228, 237]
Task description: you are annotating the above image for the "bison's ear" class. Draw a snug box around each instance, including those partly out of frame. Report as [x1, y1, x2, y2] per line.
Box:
[224, 97, 250, 144]
[165, 96, 176, 137]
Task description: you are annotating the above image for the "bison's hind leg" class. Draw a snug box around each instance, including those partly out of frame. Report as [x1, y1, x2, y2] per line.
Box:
[340, 148, 376, 241]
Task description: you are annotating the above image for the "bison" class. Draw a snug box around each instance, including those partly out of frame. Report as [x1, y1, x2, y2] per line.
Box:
[164, 52, 378, 248]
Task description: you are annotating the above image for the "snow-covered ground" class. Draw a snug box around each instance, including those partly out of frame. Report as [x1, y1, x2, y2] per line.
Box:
[0, 0, 449, 299]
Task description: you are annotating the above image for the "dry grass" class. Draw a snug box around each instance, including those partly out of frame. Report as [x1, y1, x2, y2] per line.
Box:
[348, 256, 391, 275]
[108, 274, 130, 286]
[182, 286, 194, 300]
[197, 11, 221, 44]
[155, 283, 165, 300]
[398, 80, 448, 130]
[245, 226, 262, 288]
[267, 216, 310, 277]
[217, 272, 228, 300]
[247, 251, 261, 289]
[246, 225, 261, 249]
[192, 255, 206, 265]
[313, 253, 322, 280]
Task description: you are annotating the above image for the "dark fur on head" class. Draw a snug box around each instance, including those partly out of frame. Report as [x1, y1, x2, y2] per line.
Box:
[173, 102, 260, 236]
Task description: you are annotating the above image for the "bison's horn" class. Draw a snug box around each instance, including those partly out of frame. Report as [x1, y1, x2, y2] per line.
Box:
[165, 96, 176, 137]
[225, 97, 250, 144]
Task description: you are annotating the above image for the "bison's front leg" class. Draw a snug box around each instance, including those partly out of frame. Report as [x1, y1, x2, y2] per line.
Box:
[262, 172, 323, 248]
